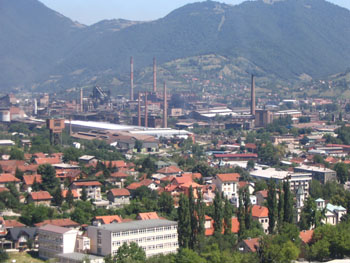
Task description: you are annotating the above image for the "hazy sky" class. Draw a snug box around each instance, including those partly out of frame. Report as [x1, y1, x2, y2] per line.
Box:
[39, 0, 350, 25]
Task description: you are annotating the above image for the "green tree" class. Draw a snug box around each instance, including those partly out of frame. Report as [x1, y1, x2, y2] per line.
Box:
[246, 160, 255, 170]
[9, 147, 24, 160]
[267, 180, 277, 234]
[65, 188, 74, 208]
[38, 164, 59, 193]
[81, 186, 88, 201]
[63, 147, 82, 162]
[52, 187, 63, 206]
[0, 249, 9, 261]
[32, 177, 41, 192]
[115, 242, 146, 263]
[213, 191, 223, 235]
[134, 140, 143, 153]
[283, 180, 293, 224]
[237, 189, 246, 238]
[243, 187, 252, 230]
[175, 248, 205, 263]
[334, 162, 349, 184]
[14, 167, 24, 180]
[189, 186, 198, 249]
[178, 194, 191, 248]
[223, 197, 233, 235]
[158, 192, 174, 215]
[196, 190, 205, 238]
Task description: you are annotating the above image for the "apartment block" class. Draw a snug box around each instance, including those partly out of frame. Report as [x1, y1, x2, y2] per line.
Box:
[88, 219, 178, 257]
[38, 224, 78, 260]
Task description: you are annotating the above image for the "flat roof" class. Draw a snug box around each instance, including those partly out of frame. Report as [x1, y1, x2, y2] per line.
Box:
[295, 165, 335, 173]
[89, 219, 177, 232]
[250, 168, 312, 181]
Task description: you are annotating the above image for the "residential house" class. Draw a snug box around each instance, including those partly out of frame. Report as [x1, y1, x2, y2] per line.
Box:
[70, 181, 102, 200]
[22, 174, 42, 192]
[62, 189, 79, 200]
[0, 173, 20, 191]
[28, 191, 53, 206]
[137, 212, 159, 220]
[109, 172, 129, 187]
[127, 179, 159, 192]
[213, 173, 240, 200]
[252, 205, 269, 234]
[92, 215, 123, 226]
[255, 190, 268, 206]
[38, 224, 79, 260]
[35, 219, 80, 229]
[156, 166, 182, 176]
[238, 237, 260, 253]
[107, 188, 130, 205]
[204, 216, 239, 236]
[5, 227, 38, 250]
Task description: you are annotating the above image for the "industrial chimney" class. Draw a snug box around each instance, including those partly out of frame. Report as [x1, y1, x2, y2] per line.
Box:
[80, 88, 83, 112]
[145, 92, 148, 128]
[130, 56, 134, 100]
[153, 57, 157, 93]
[251, 74, 256, 116]
[138, 92, 141, 126]
[163, 82, 167, 128]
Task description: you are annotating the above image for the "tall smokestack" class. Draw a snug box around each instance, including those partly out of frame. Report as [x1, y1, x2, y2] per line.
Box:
[251, 74, 256, 116]
[138, 92, 141, 126]
[163, 82, 167, 128]
[130, 56, 134, 100]
[34, 99, 38, 115]
[80, 88, 83, 112]
[145, 92, 148, 128]
[153, 57, 157, 93]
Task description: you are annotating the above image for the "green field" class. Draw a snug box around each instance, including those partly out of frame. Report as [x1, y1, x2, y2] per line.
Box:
[5, 251, 46, 263]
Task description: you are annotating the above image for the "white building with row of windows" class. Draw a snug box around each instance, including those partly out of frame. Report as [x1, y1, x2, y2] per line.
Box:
[87, 219, 178, 257]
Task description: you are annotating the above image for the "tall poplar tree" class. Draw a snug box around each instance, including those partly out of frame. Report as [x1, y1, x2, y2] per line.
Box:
[238, 189, 246, 238]
[188, 186, 198, 249]
[267, 180, 277, 234]
[243, 187, 252, 230]
[178, 194, 191, 248]
[277, 183, 284, 230]
[196, 190, 205, 237]
[283, 180, 294, 224]
[223, 197, 233, 235]
[213, 191, 223, 235]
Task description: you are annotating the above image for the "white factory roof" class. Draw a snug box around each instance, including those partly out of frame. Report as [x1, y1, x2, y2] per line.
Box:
[65, 120, 138, 131]
[295, 165, 335, 173]
[250, 168, 312, 181]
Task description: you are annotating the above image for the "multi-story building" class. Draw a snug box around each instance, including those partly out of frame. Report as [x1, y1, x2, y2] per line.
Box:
[252, 205, 269, 234]
[38, 224, 78, 260]
[294, 165, 336, 184]
[213, 173, 240, 200]
[316, 198, 347, 225]
[88, 219, 178, 257]
[70, 181, 102, 200]
[250, 168, 311, 198]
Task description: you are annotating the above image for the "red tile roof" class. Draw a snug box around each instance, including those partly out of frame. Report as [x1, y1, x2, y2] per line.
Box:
[138, 212, 159, 220]
[245, 143, 257, 149]
[35, 218, 80, 227]
[300, 230, 314, 244]
[252, 205, 268, 218]
[111, 172, 129, 178]
[72, 181, 102, 187]
[23, 174, 42, 186]
[216, 173, 240, 182]
[0, 174, 20, 183]
[0, 187, 9, 193]
[243, 237, 260, 252]
[94, 215, 123, 224]
[214, 153, 258, 158]
[4, 219, 25, 228]
[256, 190, 268, 198]
[30, 191, 52, 201]
[34, 157, 61, 165]
[157, 166, 182, 174]
[109, 188, 130, 196]
[62, 189, 79, 198]
[102, 160, 127, 168]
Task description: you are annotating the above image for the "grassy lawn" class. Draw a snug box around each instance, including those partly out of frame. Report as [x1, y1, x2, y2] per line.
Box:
[5, 251, 46, 263]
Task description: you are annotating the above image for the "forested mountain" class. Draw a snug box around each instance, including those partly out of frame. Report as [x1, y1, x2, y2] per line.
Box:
[0, 0, 350, 93]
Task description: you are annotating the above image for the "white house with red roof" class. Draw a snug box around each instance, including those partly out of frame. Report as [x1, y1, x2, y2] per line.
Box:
[0, 173, 20, 190]
[213, 173, 240, 200]
[28, 191, 53, 206]
[252, 205, 269, 234]
[70, 181, 102, 200]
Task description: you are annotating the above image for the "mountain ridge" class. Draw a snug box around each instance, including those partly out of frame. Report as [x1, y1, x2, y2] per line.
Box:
[0, 0, 350, 94]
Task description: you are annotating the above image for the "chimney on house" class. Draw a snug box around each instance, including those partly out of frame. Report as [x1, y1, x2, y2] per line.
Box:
[145, 92, 148, 128]
[138, 92, 141, 126]
[130, 56, 134, 100]
[163, 82, 167, 128]
[251, 74, 256, 116]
